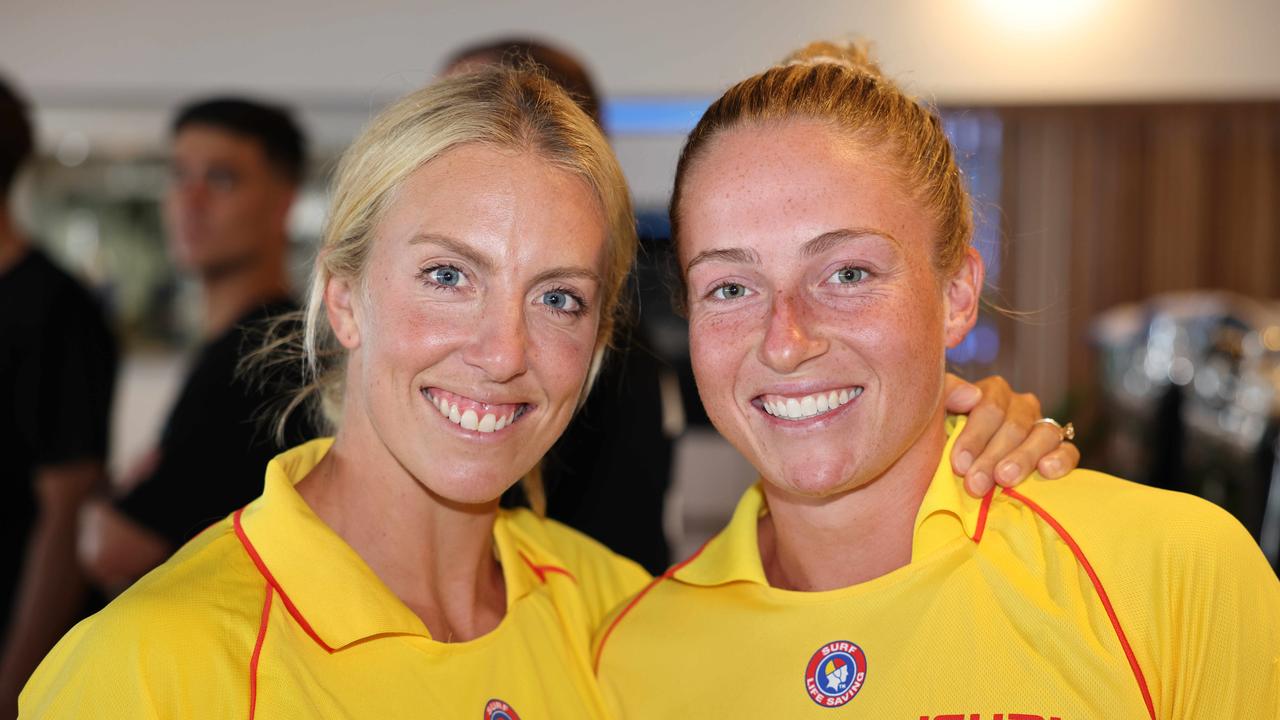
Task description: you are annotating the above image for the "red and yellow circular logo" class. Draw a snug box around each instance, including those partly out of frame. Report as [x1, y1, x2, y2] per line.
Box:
[804, 640, 867, 707]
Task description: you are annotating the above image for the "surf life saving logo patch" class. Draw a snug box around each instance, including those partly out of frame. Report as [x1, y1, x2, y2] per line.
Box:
[484, 699, 521, 720]
[804, 640, 867, 708]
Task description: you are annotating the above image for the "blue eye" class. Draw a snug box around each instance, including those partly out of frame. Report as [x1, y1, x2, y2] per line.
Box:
[710, 282, 752, 300]
[427, 265, 464, 287]
[829, 267, 868, 285]
[540, 290, 582, 313]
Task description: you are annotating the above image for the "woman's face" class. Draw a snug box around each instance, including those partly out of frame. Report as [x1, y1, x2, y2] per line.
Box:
[679, 119, 981, 499]
[329, 144, 607, 505]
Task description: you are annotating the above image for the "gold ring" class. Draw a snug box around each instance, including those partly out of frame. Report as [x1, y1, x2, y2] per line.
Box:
[1033, 417, 1075, 442]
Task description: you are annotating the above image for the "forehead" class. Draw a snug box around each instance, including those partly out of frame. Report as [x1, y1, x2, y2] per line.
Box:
[679, 119, 931, 258]
[171, 124, 269, 167]
[378, 143, 607, 265]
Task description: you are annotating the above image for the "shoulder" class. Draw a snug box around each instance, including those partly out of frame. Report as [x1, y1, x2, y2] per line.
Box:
[1000, 469, 1265, 573]
[21, 517, 265, 716]
[12, 251, 110, 332]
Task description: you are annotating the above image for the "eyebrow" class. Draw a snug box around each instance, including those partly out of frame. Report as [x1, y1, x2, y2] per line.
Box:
[410, 232, 601, 287]
[410, 233, 495, 273]
[684, 247, 760, 273]
[800, 228, 900, 258]
[683, 227, 900, 274]
[533, 266, 602, 288]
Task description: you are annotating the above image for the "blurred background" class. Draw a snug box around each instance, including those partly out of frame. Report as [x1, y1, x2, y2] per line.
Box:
[4, 0, 1279, 566]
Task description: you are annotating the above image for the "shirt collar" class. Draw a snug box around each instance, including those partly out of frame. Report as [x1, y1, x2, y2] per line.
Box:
[673, 415, 987, 587]
[234, 438, 557, 651]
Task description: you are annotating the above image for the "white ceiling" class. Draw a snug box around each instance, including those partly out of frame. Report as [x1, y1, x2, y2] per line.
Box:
[6, 0, 1279, 200]
[8, 0, 1279, 104]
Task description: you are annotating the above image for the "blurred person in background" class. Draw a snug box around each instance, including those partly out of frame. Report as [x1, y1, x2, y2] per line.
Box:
[76, 98, 315, 595]
[0, 76, 117, 717]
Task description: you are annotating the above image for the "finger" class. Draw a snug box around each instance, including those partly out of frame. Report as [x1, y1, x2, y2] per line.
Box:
[964, 417, 1034, 495]
[1036, 442, 1080, 479]
[993, 423, 1068, 487]
[943, 373, 982, 413]
[951, 400, 1006, 479]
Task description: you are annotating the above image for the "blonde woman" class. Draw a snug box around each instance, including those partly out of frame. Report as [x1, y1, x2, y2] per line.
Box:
[23, 66, 1071, 719]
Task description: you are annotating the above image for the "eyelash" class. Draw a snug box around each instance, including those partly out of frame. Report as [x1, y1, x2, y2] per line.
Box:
[417, 265, 588, 318]
[418, 264, 467, 290]
[706, 281, 753, 301]
[541, 286, 589, 318]
[828, 266, 871, 285]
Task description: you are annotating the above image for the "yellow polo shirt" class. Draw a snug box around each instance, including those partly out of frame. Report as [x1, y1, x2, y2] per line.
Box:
[22, 439, 650, 719]
[594, 418, 1280, 719]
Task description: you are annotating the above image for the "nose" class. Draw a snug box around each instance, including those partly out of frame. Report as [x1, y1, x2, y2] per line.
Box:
[171, 179, 208, 214]
[462, 295, 529, 383]
[758, 293, 828, 374]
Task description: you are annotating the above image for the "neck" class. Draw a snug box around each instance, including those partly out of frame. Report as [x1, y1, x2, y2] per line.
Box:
[0, 205, 29, 275]
[296, 428, 506, 643]
[200, 243, 288, 339]
[758, 408, 949, 592]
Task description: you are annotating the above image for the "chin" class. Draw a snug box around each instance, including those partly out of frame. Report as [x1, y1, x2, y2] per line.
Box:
[763, 456, 865, 500]
[421, 472, 518, 507]
[409, 450, 530, 506]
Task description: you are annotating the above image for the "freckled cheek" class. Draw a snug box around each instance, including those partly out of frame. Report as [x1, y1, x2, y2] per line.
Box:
[851, 300, 947, 380]
[526, 319, 598, 404]
[689, 312, 758, 409]
[362, 294, 475, 378]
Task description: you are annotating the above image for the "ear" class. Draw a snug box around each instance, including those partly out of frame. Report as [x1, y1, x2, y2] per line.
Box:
[942, 246, 984, 349]
[325, 273, 362, 350]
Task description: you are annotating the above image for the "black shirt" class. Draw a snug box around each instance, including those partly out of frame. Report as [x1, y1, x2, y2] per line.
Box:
[0, 249, 117, 626]
[540, 323, 674, 574]
[113, 299, 314, 546]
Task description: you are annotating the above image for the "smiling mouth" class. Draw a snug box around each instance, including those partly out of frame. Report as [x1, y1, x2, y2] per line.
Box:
[757, 386, 863, 421]
[423, 388, 530, 433]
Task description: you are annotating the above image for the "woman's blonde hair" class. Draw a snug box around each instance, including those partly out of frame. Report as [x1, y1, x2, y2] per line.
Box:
[258, 66, 636, 513]
[670, 40, 973, 300]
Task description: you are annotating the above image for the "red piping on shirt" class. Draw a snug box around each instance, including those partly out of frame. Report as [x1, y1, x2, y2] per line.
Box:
[518, 550, 577, 584]
[234, 508, 337, 653]
[1003, 487, 1157, 720]
[592, 538, 713, 674]
[248, 583, 273, 720]
[971, 491, 994, 543]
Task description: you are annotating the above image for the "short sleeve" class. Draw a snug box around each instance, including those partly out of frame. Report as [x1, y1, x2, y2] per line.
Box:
[31, 289, 118, 467]
[1161, 503, 1280, 718]
[18, 615, 161, 719]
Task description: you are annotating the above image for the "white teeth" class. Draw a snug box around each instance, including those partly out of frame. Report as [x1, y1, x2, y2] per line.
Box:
[801, 396, 818, 416]
[428, 390, 524, 432]
[786, 398, 802, 417]
[763, 387, 862, 421]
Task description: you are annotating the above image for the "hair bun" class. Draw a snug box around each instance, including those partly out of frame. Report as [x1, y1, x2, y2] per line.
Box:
[782, 40, 884, 79]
